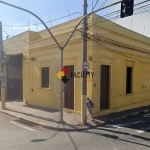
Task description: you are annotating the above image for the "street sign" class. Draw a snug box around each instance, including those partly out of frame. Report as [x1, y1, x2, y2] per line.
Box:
[82, 61, 89, 70]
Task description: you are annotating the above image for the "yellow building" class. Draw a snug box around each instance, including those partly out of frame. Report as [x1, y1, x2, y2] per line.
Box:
[4, 14, 150, 117]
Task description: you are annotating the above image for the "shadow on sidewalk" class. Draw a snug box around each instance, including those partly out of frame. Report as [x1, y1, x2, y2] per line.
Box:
[6, 108, 62, 123]
[22, 104, 59, 113]
[5, 108, 80, 129]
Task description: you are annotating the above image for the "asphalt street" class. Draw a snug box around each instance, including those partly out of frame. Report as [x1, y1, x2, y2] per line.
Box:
[0, 112, 150, 150]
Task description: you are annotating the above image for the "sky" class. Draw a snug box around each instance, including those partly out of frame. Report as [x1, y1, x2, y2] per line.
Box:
[0, 0, 150, 40]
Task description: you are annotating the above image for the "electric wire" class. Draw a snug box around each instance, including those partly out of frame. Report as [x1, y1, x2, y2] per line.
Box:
[87, 6, 150, 28]
[1, 10, 139, 48]
[3, 1, 150, 55]
[4, 32, 81, 55]
[87, 1, 150, 26]
[87, 33, 150, 64]
[88, 28, 150, 55]
[3, 0, 150, 47]
[92, 0, 100, 11]
[2, 0, 148, 28]
[99, 0, 108, 8]
[2, 12, 82, 28]
[8, 29, 80, 50]
[3, 25, 76, 46]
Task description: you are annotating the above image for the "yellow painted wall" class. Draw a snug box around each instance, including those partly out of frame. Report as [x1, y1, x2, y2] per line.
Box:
[92, 23, 150, 117]
[23, 37, 94, 111]
[4, 14, 150, 117]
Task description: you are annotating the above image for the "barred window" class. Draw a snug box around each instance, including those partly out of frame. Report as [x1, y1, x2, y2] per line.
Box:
[41, 67, 49, 88]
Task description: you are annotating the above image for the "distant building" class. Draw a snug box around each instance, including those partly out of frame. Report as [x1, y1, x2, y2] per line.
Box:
[4, 14, 150, 116]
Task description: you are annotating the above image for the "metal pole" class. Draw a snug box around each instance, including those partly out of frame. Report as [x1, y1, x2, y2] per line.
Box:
[62, 0, 122, 49]
[81, 0, 88, 125]
[0, 0, 122, 123]
[60, 48, 63, 123]
[0, 0, 61, 49]
[0, 1, 63, 122]
[0, 21, 5, 109]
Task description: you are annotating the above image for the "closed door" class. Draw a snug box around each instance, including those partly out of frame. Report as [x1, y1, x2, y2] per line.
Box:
[100, 65, 110, 110]
[7, 55, 23, 100]
[64, 65, 74, 110]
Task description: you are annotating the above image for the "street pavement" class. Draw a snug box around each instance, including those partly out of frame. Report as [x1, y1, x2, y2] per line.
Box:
[87, 113, 150, 150]
[0, 100, 104, 131]
[0, 112, 150, 150]
[0, 100, 150, 131]
[109, 112, 150, 134]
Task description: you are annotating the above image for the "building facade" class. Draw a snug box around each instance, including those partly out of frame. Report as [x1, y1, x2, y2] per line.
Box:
[4, 14, 150, 117]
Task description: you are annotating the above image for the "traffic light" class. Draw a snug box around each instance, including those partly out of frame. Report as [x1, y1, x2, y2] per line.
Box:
[120, 0, 134, 18]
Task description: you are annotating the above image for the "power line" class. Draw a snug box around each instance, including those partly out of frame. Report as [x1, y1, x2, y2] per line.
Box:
[3, 25, 78, 47]
[4, 32, 81, 55]
[87, 33, 150, 64]
[99, 0, 108, 8]
[8, 37, 27, 53]
[87, 1, 150, 26]
[92, 31, 150, 55]
[16, 30, 80, 50]
[3, 1, 150, 50]
[92, 0, 100, 11]
[2, 0, 148, 28]
[2, 12, 82, 28]
[88, 28, 150, 55]
[5, 33, 82, 56]
[87, 5, 150, 28]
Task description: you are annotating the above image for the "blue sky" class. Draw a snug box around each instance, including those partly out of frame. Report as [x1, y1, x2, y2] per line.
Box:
[0, 0, 150, 40]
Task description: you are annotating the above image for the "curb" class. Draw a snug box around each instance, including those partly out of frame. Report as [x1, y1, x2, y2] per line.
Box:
[106, 109, 150, 123]
[1, 108, 150, 131]
[0, 110, 105, 131]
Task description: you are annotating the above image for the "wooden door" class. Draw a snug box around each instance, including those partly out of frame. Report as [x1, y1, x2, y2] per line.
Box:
[100, 65, 110, 110]
[64, 65, 74, 110]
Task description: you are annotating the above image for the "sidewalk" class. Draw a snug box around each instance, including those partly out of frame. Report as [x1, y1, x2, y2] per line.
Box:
[0, 100, 150, 131]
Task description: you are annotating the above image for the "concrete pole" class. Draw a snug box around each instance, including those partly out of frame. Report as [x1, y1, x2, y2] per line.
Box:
[60, 48, 64, 123]
[0, 0, 122, 122]
[81, 0, 88, 125]
[0, 21, 6, 109]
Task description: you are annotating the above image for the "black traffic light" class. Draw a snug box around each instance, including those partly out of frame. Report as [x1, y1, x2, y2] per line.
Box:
[120, 0, 134, 18]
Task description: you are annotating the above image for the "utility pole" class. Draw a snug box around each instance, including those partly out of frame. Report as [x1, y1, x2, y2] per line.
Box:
[60, 47, 64, 123]
[0, 0, 122, 124]
[0, 21, 6, 109]
[81, 0, 88, 125]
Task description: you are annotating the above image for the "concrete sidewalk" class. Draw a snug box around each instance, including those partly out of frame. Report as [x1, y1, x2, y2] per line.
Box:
[0, 100, 104, 131]
[0, 100, 150, 131]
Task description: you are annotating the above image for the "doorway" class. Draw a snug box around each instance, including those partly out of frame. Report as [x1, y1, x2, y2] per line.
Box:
[7, 55, 23, 100]
[100, 65, 110, 110]
[64, 65, 74, 110]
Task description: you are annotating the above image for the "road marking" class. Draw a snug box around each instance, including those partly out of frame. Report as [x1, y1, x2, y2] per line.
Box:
[135, 130, 144, 134]
[141, 127, 150, 131]
[143, 113, 150, 118]
[110, 125, 122, 129]
[145, 127, 150, 131]
[10, 121, 36, 132]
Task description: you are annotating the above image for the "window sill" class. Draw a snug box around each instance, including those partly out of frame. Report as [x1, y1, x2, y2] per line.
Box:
[124, 93, 134, 96]
[41, 87, 51, 90]
[100, 108, 110, 111]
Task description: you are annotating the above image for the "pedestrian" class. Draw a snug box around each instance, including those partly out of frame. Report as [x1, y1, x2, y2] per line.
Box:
[86, 97, 95, 121]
